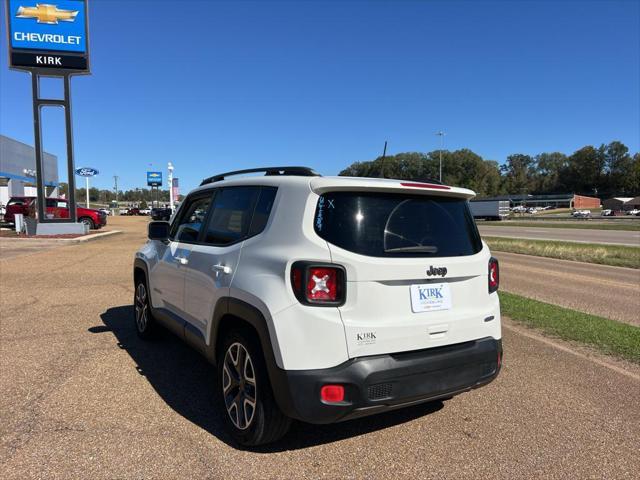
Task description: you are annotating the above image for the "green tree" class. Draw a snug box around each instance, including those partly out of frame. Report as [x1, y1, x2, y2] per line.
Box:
[535, 152, 567, 193]
[603, 141, 634, 194]
[564, 146, 606, 194]
[501, 154, 536, 195]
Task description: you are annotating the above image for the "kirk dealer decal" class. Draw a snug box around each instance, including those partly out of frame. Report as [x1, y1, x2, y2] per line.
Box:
[6, 0, 90, 72]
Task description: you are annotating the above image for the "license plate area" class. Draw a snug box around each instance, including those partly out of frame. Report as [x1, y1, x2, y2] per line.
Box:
[410, 283, 452, 313]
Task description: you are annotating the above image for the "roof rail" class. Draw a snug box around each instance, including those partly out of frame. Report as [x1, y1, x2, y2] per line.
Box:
[200, 166, 321, 186]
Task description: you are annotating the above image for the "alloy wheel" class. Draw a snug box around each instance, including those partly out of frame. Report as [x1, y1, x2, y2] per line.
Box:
[134, 282, 148, 332]
[222, 342, 257, 430]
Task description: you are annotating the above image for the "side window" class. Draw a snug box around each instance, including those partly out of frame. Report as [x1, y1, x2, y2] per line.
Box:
[248, 187, 277, 236]
[204, 187, 260, 245]
[45, 198, 56, 208]
[172, 194, 212, 243]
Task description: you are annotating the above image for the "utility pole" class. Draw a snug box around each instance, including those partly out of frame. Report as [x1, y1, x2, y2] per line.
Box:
[435, 131, 446, 182]
[113, 175, 119, 213]
[85, 176, 90, 208]
[380, 141, 387, 178]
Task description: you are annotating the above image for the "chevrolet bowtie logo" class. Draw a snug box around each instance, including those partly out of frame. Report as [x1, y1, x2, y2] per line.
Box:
[16, 4, 78, 24]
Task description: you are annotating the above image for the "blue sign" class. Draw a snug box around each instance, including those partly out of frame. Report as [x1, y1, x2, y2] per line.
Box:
[6, 0, 90, 71]
[75, 167, 98, 177]
[147, 171, 163, 187]
[8, 0, 87, 52]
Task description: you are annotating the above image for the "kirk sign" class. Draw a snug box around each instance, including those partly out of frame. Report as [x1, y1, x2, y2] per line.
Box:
[5, 0, 90, 72]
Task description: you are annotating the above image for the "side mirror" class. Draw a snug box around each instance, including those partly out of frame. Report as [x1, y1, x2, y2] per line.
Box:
[148, 221, 170, 241]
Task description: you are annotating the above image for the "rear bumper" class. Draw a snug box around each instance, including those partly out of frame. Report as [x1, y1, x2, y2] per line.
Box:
[271, 337, 501, 424]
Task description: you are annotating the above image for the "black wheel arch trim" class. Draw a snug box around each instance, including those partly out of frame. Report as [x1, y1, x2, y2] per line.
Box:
[208, 297, 297, 416]
[133, 258, 149, 282]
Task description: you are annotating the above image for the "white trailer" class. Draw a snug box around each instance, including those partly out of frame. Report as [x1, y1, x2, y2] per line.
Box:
[470, 200, 510, 220]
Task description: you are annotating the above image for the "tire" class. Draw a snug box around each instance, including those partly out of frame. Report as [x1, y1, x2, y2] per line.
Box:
[134, 275, 156, 339]
[79, 216, 95, 230]
[216, 329, 291, 446]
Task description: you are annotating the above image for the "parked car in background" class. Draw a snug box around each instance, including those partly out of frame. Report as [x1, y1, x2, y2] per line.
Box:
[3, 196, 107, 229]
[99, 208, 112, 216]
[126, 208, 141, 216]
[139, 208, 151, 216]
[150, 207, 172, 221]
[627, 209, 640, 216]
[601, 209, 614, 216]
[571, 209, 591, 218]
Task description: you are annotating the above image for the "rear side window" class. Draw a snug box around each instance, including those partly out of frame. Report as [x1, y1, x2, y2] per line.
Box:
[204, 187, 260, 245]
[248, 187, 278, 236]
[314, 191, 482, 257]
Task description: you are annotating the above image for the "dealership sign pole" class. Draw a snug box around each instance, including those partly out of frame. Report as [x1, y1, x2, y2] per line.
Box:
[75, 167, 98, 208]
[5, 0, 91, 228]
[147, 171, 162, 208]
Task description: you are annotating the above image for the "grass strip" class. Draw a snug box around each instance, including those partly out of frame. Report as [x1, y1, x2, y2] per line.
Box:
[484, 236, 640, 269]
[500, 292, 640, 364]
[481, 221, 640, 231]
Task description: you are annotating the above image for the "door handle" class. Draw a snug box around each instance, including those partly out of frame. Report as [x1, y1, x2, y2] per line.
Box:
[175, 256, 189, 265]
[212, 264, 232, 274]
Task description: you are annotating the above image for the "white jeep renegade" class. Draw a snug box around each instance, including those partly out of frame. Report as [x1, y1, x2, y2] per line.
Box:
[133, 166, 502, 446]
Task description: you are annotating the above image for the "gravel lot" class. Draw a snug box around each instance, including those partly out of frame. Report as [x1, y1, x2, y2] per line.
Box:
[1, 216, 639, 479]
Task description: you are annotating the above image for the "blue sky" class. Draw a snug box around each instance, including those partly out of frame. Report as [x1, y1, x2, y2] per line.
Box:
[1, 0, 639, 192]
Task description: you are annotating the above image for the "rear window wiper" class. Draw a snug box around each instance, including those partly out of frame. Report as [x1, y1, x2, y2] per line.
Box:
[384, 246, 438, 253]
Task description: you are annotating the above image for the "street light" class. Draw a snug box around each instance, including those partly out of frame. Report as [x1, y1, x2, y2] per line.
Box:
[168, 162, 174, 211]
[435, 131, 446, 182]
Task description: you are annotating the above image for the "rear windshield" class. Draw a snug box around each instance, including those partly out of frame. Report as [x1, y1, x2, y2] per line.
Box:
[8, 198, 29, 206]
[314, 191, 482, 257]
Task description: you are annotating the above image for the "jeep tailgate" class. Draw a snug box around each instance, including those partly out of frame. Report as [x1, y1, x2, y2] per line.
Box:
[312, 188, 501, 358]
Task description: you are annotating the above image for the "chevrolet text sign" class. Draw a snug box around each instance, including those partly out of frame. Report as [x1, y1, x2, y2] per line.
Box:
[6, 0, 90, 72]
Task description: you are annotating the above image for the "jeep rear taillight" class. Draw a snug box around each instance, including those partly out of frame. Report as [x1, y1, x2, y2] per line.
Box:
[488, 257, 499, 293]
[291, 262, 346, 306]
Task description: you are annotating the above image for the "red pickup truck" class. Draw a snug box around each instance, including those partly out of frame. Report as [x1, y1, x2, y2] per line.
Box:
[3, 196, 107, 230]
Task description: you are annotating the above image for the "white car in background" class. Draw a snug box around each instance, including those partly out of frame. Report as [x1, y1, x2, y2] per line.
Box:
[571, 210, 591, 218]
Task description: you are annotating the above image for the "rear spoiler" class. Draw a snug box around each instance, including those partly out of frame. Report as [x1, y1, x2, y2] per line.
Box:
[310, 177, 476, 200]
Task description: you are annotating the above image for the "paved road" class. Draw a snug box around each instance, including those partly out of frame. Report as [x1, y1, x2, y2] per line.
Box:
[1, 216, 639, 479]
[495, 252, 640, 325]
[479, 225, 640, 246]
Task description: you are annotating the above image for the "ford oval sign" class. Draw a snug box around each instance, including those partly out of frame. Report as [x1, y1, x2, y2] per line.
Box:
[75, 167, 98, 177]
